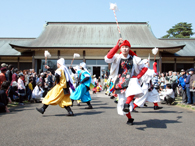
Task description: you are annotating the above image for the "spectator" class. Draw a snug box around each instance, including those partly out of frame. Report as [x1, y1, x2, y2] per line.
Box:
[160, 73, 166, 89]
[47, 71, 53, 90]
[166, 71, 173, 83]
[8, 81, 20, 102]
[6, 64, 14, 82]
[189, 68, 195, 105]
[1, 63, 8, 80]
[39, 73, 43, 82]
[170, 72, 178, 97]
[32, 81, 44, 103]
[0, 67, 7, 87]
[185, 69, 191, 104]
[27, 79, 33, 101]
[177, 72, 181, 81]
[32, 72, 37, 88]
[36, 74, 41, 83]
[18, 73, 25, 105]
[43, 73, 49, 97]
[28, 79, 33, 91]
[0, 81, 11, 113]
[178, 69, 187, 103]
[159, 84, 175, 105]
[11, 68, 19, 85]
[101, 70, 105, 87]
[1, 63, 8, 68]
[24, 70, 29, 87]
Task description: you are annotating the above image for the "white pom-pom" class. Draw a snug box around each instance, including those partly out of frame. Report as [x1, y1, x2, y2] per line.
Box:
[110, 3, 118, 11]
[73, 53, 80, 58]
[152, 47, 158, 55]
[44, 50, 51, 58]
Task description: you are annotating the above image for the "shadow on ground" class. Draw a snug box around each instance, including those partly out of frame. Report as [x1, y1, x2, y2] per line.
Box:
[0, 103, 38, 117]
[135, 116, 182, 131]
[42, 111, 104, 117]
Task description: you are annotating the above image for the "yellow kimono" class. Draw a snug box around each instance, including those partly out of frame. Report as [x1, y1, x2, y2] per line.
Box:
[42, 68, 72, 108]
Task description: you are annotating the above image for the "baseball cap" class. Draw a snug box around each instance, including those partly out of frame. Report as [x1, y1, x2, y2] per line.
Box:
[1, 63, 8, 67]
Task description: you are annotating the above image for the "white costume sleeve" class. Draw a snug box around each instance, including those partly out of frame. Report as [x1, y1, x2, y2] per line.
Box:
[147, 69, 156, 77]
[137, 58, 147, 71]
[132, 56, 146, 76]
[104, 54, 119, 64]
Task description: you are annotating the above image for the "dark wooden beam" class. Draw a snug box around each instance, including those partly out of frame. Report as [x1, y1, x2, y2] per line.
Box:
[17, 57, 20, 70]
[58, 50, 60, 59]
[194, 58, 195, 68]
[83, 50, 86, 62]
[32, 51, 35, 70]
[174, 58, 177, 72]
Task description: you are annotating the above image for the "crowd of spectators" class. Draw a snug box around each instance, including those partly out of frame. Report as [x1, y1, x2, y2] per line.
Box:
[0, 63, 55, 113]
[156, 68, 195, 105]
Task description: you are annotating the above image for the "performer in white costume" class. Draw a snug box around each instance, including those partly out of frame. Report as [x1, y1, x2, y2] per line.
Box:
[133, 60, 162, 110]
[105, 39, 148, 125]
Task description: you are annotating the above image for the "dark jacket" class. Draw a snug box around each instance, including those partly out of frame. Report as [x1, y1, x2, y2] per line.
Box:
[47, 75, 53, 88]
[0, 89, 8, 106]
[32, 76, 36, 88]
[185, 74, 191, 88]
[6, 70, 12, 82]
[8, 86, 19, 101]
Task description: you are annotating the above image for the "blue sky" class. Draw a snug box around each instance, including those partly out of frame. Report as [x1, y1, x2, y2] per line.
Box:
[0, 0, 194, 38]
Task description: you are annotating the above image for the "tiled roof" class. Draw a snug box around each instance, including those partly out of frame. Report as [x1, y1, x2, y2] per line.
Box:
[0, 38, 35, 56]
[10, 22, 185, 49]
[159, 38, 195, 56]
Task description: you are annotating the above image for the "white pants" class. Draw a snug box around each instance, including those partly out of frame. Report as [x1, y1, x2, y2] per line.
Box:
[134, 83, 160, 107]
[117, 93, 134, 115]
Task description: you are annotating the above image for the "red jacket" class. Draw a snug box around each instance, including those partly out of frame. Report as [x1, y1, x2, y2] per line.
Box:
[0, 73, 6, 87]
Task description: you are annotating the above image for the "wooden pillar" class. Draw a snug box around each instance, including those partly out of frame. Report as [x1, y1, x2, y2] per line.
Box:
[83, 50, 86, 62]
[58, 50, 60, 59]
[194, 58, 195, 68]
[17, 57, 20, 70]
[174, 58, 177, 72]
[32, 51, 35, 70]
[159, 52, 162, 73]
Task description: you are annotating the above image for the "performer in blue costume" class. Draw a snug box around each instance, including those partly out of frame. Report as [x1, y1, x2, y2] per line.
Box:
[70, 62, 93, 109]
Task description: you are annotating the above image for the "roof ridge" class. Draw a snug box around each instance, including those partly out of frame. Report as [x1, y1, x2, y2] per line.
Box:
[0, 38, 35, 39]
[159, 38, 195, 40]
[46, 22, 148, 25]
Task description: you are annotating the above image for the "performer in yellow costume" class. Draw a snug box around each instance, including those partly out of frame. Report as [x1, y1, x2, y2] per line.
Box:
[36, 58, 74, 116]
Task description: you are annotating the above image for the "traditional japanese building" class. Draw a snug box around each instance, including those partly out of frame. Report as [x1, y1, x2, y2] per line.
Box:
[0, 22, 194, 77]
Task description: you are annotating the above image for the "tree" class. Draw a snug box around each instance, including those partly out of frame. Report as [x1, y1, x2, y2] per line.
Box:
[162, 22, 194, 38]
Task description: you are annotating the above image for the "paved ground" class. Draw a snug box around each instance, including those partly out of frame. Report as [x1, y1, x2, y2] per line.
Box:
[1, 92, 195, 146]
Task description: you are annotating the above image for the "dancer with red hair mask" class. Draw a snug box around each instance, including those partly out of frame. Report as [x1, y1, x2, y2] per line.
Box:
[105, 38, 147, 125]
